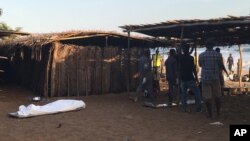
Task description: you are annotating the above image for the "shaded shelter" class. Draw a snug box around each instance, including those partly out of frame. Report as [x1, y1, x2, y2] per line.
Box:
[121, 15, 250, 92]
[0, 31, 163, 97]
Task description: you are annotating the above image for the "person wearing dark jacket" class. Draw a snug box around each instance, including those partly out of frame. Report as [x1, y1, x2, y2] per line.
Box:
[215, 48, 229, 96]
[165, 49, 177, 105]
[180, 44, 201, 112]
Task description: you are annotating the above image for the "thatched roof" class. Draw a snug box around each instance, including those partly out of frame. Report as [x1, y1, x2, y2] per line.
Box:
[120, 15, 250, 46]
[54, 31, 163, 47]
[0, 31, 165, 48]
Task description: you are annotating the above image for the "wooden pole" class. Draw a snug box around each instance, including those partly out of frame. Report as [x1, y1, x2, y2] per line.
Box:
[194, 43, 199, 73]
[51, 42, 60, 97]
[86, 66, 89, 96]
[67, 73, 70, 96]
[179, 27, 185, 53]
[238, 44, 243, 91]
[76, 47, 79, 96]
[58, 63, 60, 97]
[44, 47, 53, 97]
[85, 48, 88, 96]
[177, 27, 184, 105]
[249, 67, 250, 82]
[101, 36, 108, 94]
[127, 31, 131, 92]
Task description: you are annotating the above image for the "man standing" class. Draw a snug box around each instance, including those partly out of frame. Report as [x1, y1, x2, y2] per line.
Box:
[134, 50, 153, 102]
[165, 49, 177, 105]
[199, 39, 223, 118]
[227, 53, 234, 74]
[215, 48, 229, 96]
[152, 49, 162, 93]
[180, 44, 201, 112]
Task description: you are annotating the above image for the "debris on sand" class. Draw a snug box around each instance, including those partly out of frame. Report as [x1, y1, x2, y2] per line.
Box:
[209, 121, 224, 126]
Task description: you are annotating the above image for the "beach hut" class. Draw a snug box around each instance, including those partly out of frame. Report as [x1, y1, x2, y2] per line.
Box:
[0, 31, 162, 97]
[121, 15, 250, 93]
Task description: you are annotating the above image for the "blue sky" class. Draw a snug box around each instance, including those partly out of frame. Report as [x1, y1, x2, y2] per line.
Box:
[0, 0, 249, 33]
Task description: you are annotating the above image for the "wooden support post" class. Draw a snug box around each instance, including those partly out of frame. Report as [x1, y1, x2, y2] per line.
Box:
[51, 42, 60, 97]
[76, 47, 79, 96]
[177, 27, 184, 105]
[249, 67, 250, 82]
[86, 67, 89, 96]
[58, 63, 60, 97]
[194, 45, 197, 65]
[85, 47, 89, 96]
[101, 36, 108, 94]
[67, 73, 70, 97]
[127, 31, 131, 92]
[44, 47, 53, 97]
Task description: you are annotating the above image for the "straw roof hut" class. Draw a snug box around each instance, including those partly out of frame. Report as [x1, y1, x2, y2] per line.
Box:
[0, 31, 161, 97]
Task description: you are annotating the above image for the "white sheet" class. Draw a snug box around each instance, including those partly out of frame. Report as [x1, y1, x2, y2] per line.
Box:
[9, 99, 86, 118]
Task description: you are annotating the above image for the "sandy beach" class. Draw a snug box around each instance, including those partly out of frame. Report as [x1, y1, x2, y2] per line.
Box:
[225, 70, 250, 90]
[0, 78, 249, 141]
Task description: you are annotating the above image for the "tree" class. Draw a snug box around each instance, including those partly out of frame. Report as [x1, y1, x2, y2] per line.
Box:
[0, 22, 12, 30]
[0, 8, 22, 31]
[0, 8, 23, 39]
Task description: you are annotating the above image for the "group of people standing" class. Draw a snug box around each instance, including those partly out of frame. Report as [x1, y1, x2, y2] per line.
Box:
[134, 38, 231, 119]
[165, 44, 201, 113]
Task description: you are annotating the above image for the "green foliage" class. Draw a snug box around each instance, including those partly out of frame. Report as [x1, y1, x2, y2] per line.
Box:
[0, 22, 12, 30]
[0, 8, 23, 40]
[0, 8, 21, 31]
